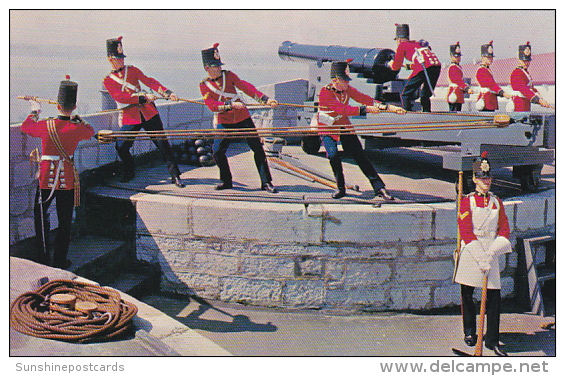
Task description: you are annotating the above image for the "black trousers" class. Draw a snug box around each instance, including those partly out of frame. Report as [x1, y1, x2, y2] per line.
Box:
[460, 284, 501, 347]
[34, 188, 75, 268]
[116, 113, 181, 179]
[449, 103, 462, 112]
[212, 117, 272, 185]
[401, 65, 441, 112]
[321, 134, 385, 192]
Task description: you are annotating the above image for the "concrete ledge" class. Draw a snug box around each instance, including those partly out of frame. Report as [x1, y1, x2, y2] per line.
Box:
[132, 189, 555, 312]
[9, 257, 230, 356]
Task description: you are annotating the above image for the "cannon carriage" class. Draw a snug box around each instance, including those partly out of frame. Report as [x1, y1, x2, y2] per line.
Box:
[278, 41, 555, 193]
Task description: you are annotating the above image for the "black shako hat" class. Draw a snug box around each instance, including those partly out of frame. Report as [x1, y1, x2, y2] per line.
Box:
[107, 36, 126, 58]
[519, 41, 532, 61]
[330, 59, 353, 81]
[473, 151, 491, 179]
[57, 75, 78, 110]
[394, 23, 410, 40]
[481, 41, 494, 58]
[202, 43, 224, 67]
[450, 42, 462, 57]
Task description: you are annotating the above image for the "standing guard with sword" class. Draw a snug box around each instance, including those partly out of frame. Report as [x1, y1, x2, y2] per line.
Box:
[199, 43, 279, 193]
[317, 59, 405, 200]
[21, 77, 94, 269]
[453, 151, 512, 356]
[103, 36, 184, 187]
[387, 23, 441, 112]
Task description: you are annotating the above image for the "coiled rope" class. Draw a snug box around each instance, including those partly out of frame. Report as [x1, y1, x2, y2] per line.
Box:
[10, 279, 138, 343]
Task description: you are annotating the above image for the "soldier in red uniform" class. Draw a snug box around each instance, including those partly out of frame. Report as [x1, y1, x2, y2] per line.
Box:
[446, 42, 473, 112]
[21, 78, 94, 268]
[509, 42, 552, 112]
[386, 24, 442, 112]
[454, 152, 511, 356]
[103, 36, 184, 187]
[318, 59, 405, 199]
[475, 41, 511, 112]
[199, 43, 278, 193]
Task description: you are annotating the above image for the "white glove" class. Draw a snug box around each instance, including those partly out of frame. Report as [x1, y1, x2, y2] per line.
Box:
[30, 100, 41, 114]
[464, 240, 493, 274]
[489, 236, 512, 256]
[478, 252, 493, 274]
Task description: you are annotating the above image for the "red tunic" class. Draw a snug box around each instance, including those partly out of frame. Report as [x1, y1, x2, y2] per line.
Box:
[476, 65, 503, 111]
[447, 63, 467, 104]
[21, 115, 94, 190]
[317, 84, 376, 141]
[103, 65, 171, 126]
[510, 67, 539, 112]
[458, 192, 510, 244]
[390, 40, 441, 79]
[199, 70, 268, 125]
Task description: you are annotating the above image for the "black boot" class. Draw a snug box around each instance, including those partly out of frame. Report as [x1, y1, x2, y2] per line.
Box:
[261, 182, 278, 193]
[215, 181, 233, 190]
[332, 187, 346, 199]
[486, 343, 508, 356]
[464, 334, 477, 347]
[172, 176, 185, 188]
[375, 187, 394, 201]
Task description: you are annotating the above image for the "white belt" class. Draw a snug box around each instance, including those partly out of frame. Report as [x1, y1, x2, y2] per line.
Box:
[109, 67, 139, 93]
[448, 83, 459, 88]
[511, 90, 527, 98]
[475, 231, 497, 238]
[41, 154, 73, 161]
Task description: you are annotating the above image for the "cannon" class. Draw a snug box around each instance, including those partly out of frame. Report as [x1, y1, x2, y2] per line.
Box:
[278, 41, 555, 193]
[278, 41, 398, 84]
[279, 41, 407, 155]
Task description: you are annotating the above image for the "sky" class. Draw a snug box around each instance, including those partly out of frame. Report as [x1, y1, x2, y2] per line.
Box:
[9, 9, 556, 65]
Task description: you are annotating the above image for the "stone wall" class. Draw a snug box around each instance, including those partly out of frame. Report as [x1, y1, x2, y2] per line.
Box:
[9, 79, 309, 246]
[9, 100, 212, 244]
[132, 189, 555, 312]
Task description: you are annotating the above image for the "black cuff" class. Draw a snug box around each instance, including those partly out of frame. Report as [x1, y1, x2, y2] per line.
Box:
[531, 95, 540, 104]
[164, 89, 172, 97]
[496, 89, 505, 97]
[359, 105, 367, 116]
[464, 86, 470, 94]
[219, 102, 232, 112]
[259, 95, 269, 104]
[138, 95, 147, 104]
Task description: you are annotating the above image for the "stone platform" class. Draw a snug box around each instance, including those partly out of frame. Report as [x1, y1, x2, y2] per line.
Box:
[87, 144, 555, 312]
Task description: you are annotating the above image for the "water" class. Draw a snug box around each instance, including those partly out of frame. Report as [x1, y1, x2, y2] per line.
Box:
[10, 43, 307, 123]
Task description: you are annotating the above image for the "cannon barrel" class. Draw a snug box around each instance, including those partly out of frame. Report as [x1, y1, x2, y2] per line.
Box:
[278, 41, 398, 84]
